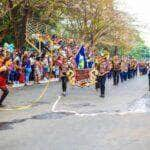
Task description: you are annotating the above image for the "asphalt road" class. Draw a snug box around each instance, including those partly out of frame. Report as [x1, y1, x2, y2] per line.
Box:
[0, 75, 149, 150]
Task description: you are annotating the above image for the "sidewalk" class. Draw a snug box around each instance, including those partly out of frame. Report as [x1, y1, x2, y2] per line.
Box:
[10, 78, 59, 88]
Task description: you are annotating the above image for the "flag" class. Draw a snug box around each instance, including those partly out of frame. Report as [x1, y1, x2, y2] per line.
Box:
[75, 46, 87, 69]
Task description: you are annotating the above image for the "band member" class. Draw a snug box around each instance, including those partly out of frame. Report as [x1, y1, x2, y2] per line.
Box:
[97, 56, 110, 98]
[148, 69, 150, 91]
[127, 58, 132, 79]
[133, 59, 138, 77]
[60, 59, 68, 96]
[0, 55, 9, 107]
[95, 61, 99, 91]
[130, 58, 137, 78]
[112, 55, 121, 85]
[120, 58, 128, 82]
[139, 61, 147, 76]
[107, 59, 113, 79]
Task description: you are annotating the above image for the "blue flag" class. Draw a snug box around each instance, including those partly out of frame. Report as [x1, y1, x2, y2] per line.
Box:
[75, 46, 87, 69]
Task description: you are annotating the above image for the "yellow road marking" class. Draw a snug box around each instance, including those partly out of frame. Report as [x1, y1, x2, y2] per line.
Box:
[0, 81, 50, 111]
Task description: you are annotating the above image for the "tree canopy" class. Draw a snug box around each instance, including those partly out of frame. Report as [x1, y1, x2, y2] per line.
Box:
[0, 0, 145, 53]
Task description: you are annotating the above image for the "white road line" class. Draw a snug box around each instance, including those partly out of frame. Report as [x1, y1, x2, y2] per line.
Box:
[51, 96, 80, 115]
[51, 96, 61, 112]
[51, 96, 147, 117]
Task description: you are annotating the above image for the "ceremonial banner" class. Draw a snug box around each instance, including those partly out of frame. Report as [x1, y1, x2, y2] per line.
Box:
[68, 68, 98, 87]
[75, 69, 90, 81]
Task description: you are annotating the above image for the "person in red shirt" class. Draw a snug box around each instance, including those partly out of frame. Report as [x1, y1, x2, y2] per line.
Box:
[0, 55, 9, 107]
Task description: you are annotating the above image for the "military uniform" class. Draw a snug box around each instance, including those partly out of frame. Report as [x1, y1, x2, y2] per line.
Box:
[148, 69, 150, 91]
[97, 58, 109, 98]
[60, 63, 68, 96]
[120, 60, 128, 82]
[112, 56, 121, 85]
[107, 60, 113, 79]
[95, 62, 99, 90]
[133, 60, 138, 77]
[130, 59, 137, 78]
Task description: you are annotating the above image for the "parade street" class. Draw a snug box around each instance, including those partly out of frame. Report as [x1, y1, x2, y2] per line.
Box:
[0, 75, 149, 150]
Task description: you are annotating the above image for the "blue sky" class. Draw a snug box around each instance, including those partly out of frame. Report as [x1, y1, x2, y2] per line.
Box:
[118, 0, 150, 46]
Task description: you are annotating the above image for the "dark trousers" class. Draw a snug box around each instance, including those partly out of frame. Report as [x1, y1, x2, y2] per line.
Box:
[95, 76, 99, 90]
[128, 69, 132, 79]
[120, 72, 127, 82]
[140, 67, 147, 75]
[0, 87, 9, 105]
[30, 65, 35, 81]
[131, 69, 134, 78]
[61, 76, 67, 92]
[14, 71, 20, 82]
[9, 70, 20, 82]
[148, 71, 150, 91]
[113, 70, 120, 85]
[108, 70, 112, 79]
[99, 75, 106, 96]
[134, 69, 138, 77]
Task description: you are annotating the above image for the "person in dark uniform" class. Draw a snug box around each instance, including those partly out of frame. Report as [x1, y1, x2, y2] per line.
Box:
[129, 58, 137, 78]
[107, 59, 113, 80]
[112, 55, 121, 85]
[0, 56, 9, 107]
[95, 75, 99, 91]
[95, 61, 99, 91]
[120, 58, 128, 82]
[97, 56, 110, 98]
[133, 59, 138, 77]
[60, 59, 68, 96]
[148, 69, 150, 91]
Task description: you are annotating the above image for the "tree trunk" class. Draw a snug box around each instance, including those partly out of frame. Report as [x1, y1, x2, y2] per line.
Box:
[8, 0, 30, 51]
[0, 28, 9, 43]
[8, 0, 20, 49]
[90, 33, 94, 47]
[114, 46, 118, 55]
[19, 1, 30, 51]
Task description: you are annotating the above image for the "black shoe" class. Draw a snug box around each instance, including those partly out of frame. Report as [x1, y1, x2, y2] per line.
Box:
[62, 92, 66, 97]
[0, 104, 6, 107]
[100, 94, 105, 98]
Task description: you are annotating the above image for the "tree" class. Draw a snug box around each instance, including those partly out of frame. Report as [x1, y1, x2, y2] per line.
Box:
[1, 0, 59, 49]
[0, 0, 143, 54]
[129, 42, 150, 60]
[60, 0, 141, 54]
